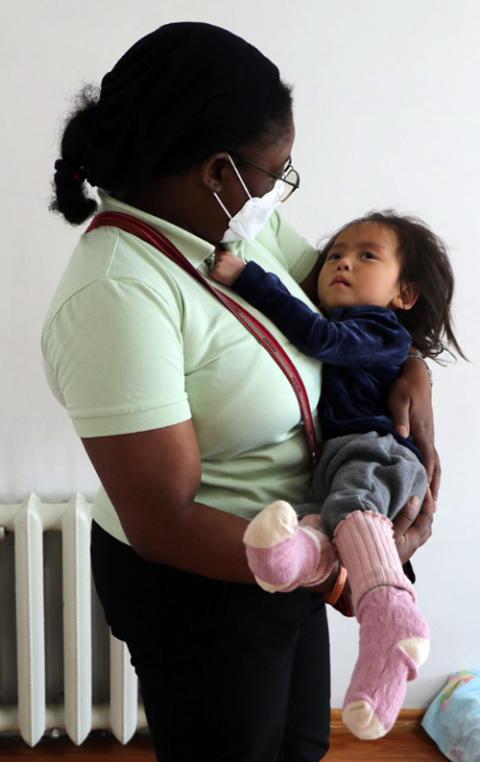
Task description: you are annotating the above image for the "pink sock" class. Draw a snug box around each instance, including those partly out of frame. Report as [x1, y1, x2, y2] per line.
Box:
[334, 511, 430, 739]
[342, 587, 430, 739]
[243, 501, 337, 592]
[334, 510, 416, 609]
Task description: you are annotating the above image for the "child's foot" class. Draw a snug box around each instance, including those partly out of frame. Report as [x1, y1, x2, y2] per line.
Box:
[342, 586, 430, 739]
[243, 500, 336, 592]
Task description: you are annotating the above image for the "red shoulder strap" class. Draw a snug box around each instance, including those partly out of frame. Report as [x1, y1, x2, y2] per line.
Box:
[86, 211, 321, 465]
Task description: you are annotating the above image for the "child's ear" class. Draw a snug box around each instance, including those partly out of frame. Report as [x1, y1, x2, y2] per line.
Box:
[391, 282, 420, 311]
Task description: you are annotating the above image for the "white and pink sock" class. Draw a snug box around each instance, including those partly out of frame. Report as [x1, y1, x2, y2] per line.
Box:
[243, 500, 337, 592]
[334, 511, 430, 739]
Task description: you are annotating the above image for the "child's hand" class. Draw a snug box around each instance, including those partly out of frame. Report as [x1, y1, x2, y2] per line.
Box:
[210, 250, 246, 286]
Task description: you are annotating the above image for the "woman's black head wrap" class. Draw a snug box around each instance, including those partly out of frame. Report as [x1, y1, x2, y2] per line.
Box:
[83, 22, 281, 190]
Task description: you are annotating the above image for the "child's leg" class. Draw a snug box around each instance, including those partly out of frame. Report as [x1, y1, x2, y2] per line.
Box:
[243, 501, 337, 592]
[317, 433, 430, 739]
[335, 511, 429, 739]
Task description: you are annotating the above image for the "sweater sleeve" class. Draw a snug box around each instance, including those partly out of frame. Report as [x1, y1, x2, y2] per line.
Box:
[232, 262, 412, 367]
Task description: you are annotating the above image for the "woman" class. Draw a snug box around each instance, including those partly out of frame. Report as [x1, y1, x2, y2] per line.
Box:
[43, 22, 438, 762]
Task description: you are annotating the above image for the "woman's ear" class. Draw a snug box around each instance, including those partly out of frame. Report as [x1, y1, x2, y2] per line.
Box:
[200, 153, 232, 193]
[391, 281, 420, 311]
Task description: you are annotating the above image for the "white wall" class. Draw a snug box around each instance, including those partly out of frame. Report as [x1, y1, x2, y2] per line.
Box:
[1, 0, 479, 709]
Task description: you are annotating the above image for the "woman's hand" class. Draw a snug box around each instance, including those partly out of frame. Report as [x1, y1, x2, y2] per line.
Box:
[388, 356, 441, 500]
[393, 493, 434, 564]
[310, 496, 434, 609]
[210, 250, 246, 286]
[308, 494, 434, 603]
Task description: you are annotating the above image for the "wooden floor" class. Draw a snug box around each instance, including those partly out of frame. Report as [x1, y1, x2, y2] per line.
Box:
[0, 730, 447, 761]
[327, 728, 446, 760]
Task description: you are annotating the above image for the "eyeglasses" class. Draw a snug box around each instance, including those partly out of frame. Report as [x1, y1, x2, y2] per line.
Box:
[231, 155, 300, 203]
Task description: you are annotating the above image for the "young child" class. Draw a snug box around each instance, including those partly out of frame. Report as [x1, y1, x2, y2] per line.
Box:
[210, 210, 464, 740]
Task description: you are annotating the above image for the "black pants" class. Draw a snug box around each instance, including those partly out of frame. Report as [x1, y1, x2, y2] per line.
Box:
[91, 521, 331, 762]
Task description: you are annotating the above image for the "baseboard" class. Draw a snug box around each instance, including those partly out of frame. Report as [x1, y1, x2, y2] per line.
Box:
[331, 708, 423, 734]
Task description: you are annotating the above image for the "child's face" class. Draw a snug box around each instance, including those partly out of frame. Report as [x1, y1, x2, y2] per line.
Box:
[317, 222, 408, 312]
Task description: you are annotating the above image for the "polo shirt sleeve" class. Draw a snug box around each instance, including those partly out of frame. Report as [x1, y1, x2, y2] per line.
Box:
[42, 277, 191, 437]
[269, 211, 319, 283]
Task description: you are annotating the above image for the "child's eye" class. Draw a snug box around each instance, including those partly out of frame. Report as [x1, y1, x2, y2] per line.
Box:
[327, 252, 341, 261]
[361, 251, 377, 260]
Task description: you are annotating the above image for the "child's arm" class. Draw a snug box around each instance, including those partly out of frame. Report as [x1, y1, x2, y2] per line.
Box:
[210, 253, 411, 367]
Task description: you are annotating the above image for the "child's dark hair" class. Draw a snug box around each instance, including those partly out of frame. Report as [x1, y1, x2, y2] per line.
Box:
[319, 210, 465, 361]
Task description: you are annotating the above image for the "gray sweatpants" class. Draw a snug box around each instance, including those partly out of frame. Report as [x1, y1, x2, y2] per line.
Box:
[296, 431, 428, 539]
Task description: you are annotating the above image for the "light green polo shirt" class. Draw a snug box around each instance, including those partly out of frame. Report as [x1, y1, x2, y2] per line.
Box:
[42, 192, 321, 544]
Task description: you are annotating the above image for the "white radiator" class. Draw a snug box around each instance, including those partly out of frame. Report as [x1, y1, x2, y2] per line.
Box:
[0, 494, 147, 746]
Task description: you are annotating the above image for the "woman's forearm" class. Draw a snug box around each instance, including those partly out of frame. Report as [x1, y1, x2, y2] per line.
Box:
[81, 422, 342, 592]
[82, 423, 257, 583]
[131, 497, 254, 583]
[388, 358, 438, 563]
[389, 355, 436, 471]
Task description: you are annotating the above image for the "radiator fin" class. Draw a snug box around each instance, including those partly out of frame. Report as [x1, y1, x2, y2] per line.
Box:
[62, 494, 92, 744]
[0, 495, 147, 746]
[15, 495, 46, 746]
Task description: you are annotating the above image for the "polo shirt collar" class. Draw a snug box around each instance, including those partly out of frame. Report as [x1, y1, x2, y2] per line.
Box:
[98, 191, 216, 269]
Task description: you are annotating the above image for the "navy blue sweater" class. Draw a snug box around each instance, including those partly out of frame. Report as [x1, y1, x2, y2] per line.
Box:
[232, 261, 420, 458]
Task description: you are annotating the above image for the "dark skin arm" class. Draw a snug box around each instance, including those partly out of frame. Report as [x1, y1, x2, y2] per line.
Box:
[82, 364, 436, 597]
[81, 419, 408, 598]
[81, 422, 361, 595]
[389, 359, 439, 557]
[82, 421, 254, 582]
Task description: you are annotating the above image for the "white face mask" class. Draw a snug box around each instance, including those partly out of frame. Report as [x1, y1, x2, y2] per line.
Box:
[213, 154, 283, 243]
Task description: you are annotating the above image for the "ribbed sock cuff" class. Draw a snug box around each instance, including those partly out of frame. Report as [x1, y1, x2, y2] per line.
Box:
[334, 511, 415, 612]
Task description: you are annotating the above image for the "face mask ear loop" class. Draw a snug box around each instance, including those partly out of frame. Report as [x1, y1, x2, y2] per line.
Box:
[225, 154, 252, 199]
[213, 154, 252, 221]
[213, 192, 233, 219]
